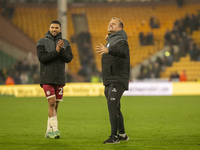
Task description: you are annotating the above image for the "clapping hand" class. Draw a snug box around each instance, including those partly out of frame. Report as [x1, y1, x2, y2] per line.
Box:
[56, 39, 64, 52]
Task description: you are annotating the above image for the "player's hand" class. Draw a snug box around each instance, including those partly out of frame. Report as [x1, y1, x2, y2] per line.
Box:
[95, 44, 109, 55]
[58, 39, 64, 48]
[56, 39, 64, 52]
[105, 34, 108, 41]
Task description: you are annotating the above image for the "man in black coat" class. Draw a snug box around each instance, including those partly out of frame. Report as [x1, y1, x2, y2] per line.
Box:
[37, 20, 73, 139]
[96, 17, 130, 144]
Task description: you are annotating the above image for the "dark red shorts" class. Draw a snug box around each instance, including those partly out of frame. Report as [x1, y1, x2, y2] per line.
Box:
[42, 84, 63, 101]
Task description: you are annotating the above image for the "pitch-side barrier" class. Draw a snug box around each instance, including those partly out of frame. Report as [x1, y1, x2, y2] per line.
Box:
[0, 82, 200, 97]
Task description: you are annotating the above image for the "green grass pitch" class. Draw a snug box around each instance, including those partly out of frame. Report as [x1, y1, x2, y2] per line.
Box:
[0, 95, 200, 150]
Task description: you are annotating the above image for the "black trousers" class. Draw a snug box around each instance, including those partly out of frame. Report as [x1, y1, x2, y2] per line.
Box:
[104, 83, 126, 136]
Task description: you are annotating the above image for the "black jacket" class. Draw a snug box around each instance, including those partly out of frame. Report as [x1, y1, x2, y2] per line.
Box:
[36, 31, 73, 86]
[102, 30, 130, 90]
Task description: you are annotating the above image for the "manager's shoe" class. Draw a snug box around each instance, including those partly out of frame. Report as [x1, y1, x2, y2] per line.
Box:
[103, 135, 120, 144]
[118, 134, 129, 141]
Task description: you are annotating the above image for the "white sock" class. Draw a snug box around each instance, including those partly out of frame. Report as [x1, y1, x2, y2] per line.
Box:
[119, 133, 126, 137]
[49, 116, 58, 132]
[46, 117, 52, 132]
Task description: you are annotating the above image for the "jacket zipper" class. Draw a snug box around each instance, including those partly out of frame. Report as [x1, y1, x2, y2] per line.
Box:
[54, 37, 57, 83]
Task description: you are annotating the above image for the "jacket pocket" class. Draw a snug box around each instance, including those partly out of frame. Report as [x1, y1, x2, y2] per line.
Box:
[102, 63, 112, 76]
[111, 58, 124, 75]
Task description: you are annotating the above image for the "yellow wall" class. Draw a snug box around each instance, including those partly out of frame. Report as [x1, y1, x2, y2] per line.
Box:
[172, 82, 200, 95]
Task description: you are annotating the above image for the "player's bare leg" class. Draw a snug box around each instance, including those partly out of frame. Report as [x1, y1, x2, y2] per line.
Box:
[45, 96, 60, 138]
[55, 101, 59, 113]
[53, 101, 60, 139]
[48, 96, 57, 117]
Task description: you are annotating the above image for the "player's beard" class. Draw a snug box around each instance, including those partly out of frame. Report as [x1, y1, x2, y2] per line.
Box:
[51, 31, 58, 36]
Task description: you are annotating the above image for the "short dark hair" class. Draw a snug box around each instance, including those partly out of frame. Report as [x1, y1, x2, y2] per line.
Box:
[50, 20, 61, 27]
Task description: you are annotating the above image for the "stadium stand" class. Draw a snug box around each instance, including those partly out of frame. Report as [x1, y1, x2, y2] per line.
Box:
[0, 50, 16, 68]
[10, 5, 80, 74]
[1, 0, 200, 81]
[160, 54, 200, 81]
[69, 1, 200, 80]
[191, 30, 200, 45]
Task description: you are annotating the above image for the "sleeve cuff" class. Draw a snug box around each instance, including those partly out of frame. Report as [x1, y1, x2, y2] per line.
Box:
[108, 47, 112, 54]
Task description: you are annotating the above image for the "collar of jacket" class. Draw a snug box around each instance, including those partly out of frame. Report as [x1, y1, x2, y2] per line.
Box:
[106, 29, 128, 47]
[108, 29, 127, 40]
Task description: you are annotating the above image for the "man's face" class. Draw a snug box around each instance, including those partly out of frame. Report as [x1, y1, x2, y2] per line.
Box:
[107, 19, 122, 33]
[49, 23, 61, 36]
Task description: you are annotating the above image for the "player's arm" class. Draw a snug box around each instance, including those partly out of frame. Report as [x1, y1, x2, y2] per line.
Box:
[37, 39, 59, 63]
[59, 41, 73, 63]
